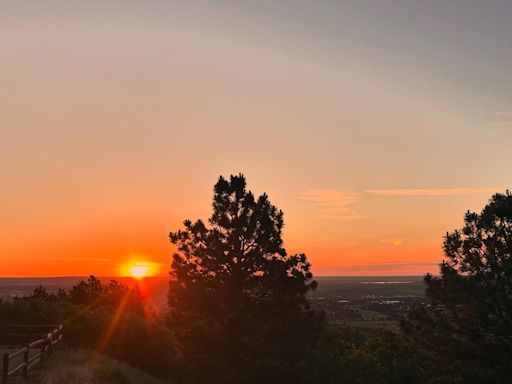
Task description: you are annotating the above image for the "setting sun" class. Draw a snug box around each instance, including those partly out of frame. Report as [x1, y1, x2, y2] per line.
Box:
[119, 260, 159, 279]
[130, 264, 149, 279]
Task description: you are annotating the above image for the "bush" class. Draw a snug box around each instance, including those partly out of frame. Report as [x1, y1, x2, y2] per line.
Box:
[0, 276, 179, 381]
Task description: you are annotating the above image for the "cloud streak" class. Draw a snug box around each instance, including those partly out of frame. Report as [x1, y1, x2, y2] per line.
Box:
[325, 261, 438, 273]
[43, 256, 113, 262]
[365, 188, 499, 196]
[487, 110, 512, 129]
[380, 238, 404, 246]
[301, 189, 365, 220]
[495, 111, 512, 117]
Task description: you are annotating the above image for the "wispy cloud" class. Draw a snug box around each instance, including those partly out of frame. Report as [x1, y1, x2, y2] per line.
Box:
[43, 256, 113, 262]
[365, 188, 499, 196]
[495, 111, 512, 117]
[301, 189, 365, 220]
[380, 238, 405, 246]
[325, 261, 438, 273]
[487, 121, 512, 128]
[487, 110, 512, 129]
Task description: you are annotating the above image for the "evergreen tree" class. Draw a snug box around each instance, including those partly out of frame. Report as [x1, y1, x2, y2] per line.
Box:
[403, 191, 512, 383]
[168, 174, 321, 383]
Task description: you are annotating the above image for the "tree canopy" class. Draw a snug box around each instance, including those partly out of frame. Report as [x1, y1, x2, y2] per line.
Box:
[168, 174, 321, 383]
[403, 191, 512, 382]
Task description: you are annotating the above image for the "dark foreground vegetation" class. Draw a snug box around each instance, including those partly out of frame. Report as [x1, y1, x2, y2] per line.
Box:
[19, 348, 172, 384]
[0, 277, 177, 379]
[1, 176, 510, 384]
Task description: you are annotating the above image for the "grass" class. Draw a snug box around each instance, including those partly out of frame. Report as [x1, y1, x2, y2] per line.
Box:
[11, 348, 174, 384]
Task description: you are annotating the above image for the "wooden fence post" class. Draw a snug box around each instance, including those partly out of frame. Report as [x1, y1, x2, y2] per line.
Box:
[0, 324, 63, 382]
[40, 340, 46, 363]
[2, 353, 8, 384]
[22, 347, 29, 378]
[47, 333, 53, 355]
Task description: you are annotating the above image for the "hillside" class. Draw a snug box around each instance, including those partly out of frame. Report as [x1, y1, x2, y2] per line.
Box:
[14, 348, 175, 384]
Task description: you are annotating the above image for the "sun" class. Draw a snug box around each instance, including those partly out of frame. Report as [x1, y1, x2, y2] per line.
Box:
[119, 259, 159, 279]
[129, 263, 149, 279]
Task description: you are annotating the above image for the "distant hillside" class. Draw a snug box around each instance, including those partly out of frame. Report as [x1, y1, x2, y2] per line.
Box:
[17, 348, 175, 384]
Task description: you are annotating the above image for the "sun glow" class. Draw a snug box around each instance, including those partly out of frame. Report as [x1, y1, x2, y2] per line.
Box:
[130, 264, 149, 279]
[120, 260, 158, 280]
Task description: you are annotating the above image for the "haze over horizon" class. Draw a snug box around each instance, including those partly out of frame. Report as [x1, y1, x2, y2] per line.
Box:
[1, 0, 511, 277]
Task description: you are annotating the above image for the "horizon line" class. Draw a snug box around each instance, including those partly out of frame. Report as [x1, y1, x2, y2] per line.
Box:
[0, 274, 428, 279]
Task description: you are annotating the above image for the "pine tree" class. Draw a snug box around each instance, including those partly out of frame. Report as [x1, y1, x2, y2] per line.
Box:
[403, 191, 512, 382]
[168, 174, 321, 383]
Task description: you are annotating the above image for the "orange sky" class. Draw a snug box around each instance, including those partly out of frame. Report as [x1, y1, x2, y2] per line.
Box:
[1, 1, 511, 277]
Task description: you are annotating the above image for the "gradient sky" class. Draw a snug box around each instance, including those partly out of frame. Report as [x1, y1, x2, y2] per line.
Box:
[1, 0, 511, 277]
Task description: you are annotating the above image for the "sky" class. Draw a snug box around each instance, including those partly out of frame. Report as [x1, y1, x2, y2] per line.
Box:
[1, 0, 511, 277]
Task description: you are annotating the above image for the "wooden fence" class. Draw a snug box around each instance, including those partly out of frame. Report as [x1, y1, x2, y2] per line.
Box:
[1, 324, 63, 384]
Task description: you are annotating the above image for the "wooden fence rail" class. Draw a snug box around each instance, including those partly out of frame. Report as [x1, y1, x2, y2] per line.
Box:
[1, 324, 63, 384]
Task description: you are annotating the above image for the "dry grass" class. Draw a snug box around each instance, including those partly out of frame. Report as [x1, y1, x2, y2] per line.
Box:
[12, 348, 174, 384]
